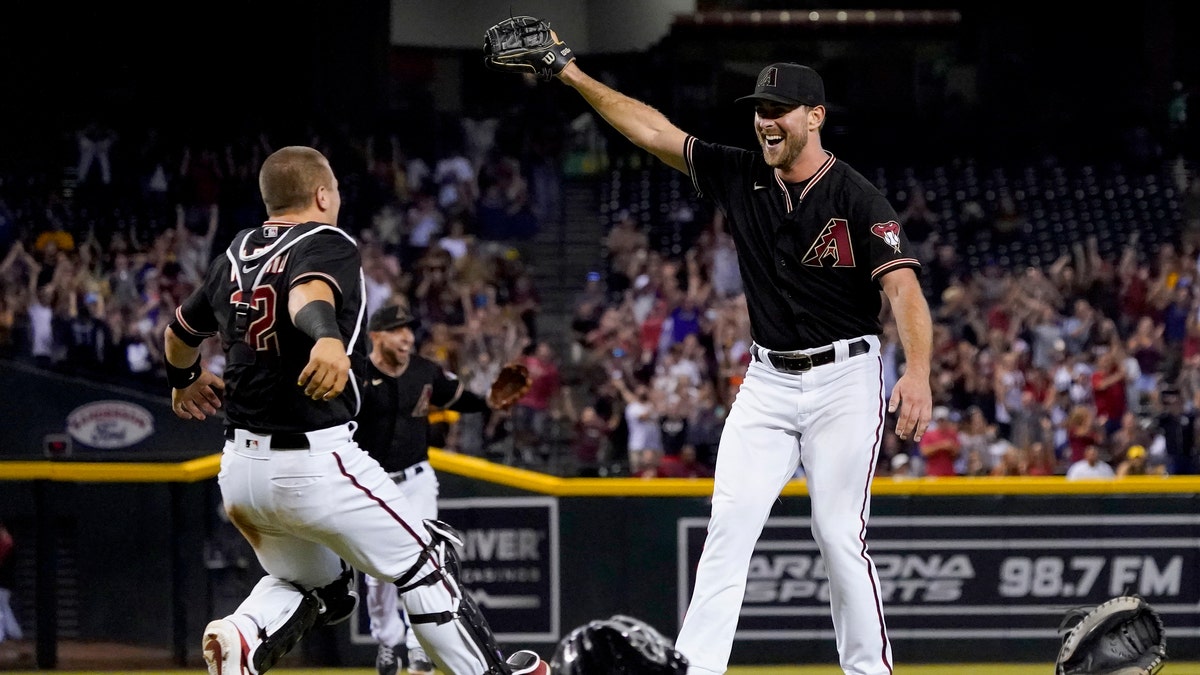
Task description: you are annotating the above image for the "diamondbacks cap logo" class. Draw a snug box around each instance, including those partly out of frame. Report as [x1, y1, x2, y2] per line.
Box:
[871, 221, 903, 253]
[758, 66, 778, 89]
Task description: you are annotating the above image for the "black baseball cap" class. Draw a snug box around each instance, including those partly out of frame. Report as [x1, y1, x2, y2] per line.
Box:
[368, 304, 419, 332]
[735, 63, 825, 107]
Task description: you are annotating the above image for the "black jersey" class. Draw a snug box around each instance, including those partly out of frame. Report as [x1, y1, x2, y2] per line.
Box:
[685, 138, 921, 351]
[173, 220, 368, 434]
[355, 354, 488, 473]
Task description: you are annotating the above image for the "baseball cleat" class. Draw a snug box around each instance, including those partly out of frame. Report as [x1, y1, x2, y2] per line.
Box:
[406, 646, 434, 675]
[505, 649, 550, 675]
[376, 642, 401, 675]
[202, 619, 252, 675]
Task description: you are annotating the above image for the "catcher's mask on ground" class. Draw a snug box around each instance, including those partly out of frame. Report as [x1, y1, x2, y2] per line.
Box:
[550, 614, 688, 675]
[1055, 594, 1167, 675]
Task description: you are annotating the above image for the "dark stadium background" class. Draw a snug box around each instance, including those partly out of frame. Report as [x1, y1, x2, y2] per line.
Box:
[0, 1, 1196, 169]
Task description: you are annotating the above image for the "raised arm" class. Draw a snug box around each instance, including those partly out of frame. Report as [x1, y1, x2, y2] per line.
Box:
[482, 16, 690, 174]
[556, 62, 690, 174]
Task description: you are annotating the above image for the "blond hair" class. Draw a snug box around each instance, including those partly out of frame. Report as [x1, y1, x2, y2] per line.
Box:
[258, 146, 332, 216]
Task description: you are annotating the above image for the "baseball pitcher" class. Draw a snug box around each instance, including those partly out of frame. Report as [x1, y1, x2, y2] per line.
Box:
[484, 18, 933, 675]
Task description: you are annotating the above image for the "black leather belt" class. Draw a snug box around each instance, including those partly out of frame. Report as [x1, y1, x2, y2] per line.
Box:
[752, 339, 869, 373]
[224, 427, 310, 450]
[388, 463, 427, 482]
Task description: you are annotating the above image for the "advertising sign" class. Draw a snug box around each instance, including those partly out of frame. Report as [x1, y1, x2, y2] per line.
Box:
[678, 513, 1200, 641]
[352, 496, 559, 644]
[66, 400, 155, 449]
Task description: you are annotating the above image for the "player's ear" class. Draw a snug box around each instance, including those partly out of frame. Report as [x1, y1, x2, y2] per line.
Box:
[316, 184, 331, 210]
[809, 104, 826, 131]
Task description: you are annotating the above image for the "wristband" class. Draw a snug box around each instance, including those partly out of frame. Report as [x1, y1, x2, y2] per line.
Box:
[293, 300, 342, 341]
[166, 358, 202, 389]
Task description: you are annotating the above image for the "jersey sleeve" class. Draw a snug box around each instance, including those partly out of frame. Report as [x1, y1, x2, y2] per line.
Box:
[683, 136, 749, 211]
[287, 230, 361, 306]
[173, 258, 223, 343]
[857, 191, 922, 281]
[431, 367, 489, 413]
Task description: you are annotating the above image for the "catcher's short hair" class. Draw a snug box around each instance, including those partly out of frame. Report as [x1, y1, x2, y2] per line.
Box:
[550, 614, 687, 675]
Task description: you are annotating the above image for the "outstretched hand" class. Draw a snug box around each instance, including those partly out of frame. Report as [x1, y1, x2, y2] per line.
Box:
[298, 337, 350, 401]
[172, 371, 226, 420]
[888, 371, 932, 442]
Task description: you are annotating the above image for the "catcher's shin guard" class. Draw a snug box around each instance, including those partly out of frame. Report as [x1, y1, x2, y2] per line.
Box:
[251, 593, 321, 674]
[394, 519, 511, 674]
[248, 568, 356, 674]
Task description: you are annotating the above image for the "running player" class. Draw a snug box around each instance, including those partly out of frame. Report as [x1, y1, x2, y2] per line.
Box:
[165, 145, 545, 675]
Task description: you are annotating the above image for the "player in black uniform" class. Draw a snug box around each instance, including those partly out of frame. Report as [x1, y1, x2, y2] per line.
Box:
[356, 303, 497, 675]
[488, 30, 933, 675]
[165, 146, 545, 675]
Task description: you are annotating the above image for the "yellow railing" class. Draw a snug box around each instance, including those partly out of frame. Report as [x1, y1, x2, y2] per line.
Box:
[3, 449, 1200, 496]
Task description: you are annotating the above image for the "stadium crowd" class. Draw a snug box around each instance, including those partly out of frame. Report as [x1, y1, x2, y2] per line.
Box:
[2, 113, 1200, 481]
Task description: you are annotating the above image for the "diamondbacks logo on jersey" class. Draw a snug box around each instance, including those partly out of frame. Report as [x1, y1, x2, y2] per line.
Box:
[411, 384, 432, 417]
[871, 221, 903, 253]
[802, 219, 856, 267]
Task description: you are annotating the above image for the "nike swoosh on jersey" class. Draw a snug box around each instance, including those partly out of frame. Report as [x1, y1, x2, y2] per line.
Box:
[242, 264, 259, 273]
[753, 183, 768, 190]
[371, 379, 383, 385]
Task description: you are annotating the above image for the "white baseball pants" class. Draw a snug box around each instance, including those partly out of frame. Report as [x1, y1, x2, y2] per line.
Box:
[676, 336, 892, 675]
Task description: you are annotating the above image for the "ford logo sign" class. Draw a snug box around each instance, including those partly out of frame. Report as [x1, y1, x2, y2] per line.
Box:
[66, 400, 155, 449]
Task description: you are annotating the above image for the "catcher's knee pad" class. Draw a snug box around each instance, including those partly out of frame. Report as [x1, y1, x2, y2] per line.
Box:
[311, 564, 358, 627]
[394, 519, 510, 674]
[551, 614, 689, 675]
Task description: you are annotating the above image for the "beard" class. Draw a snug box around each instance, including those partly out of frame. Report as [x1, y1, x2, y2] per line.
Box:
[760, 128, 807, 169]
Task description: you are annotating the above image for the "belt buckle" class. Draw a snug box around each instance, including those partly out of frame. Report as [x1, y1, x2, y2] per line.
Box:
[771, 351, 812, 372]
[791, 352, 813, 372]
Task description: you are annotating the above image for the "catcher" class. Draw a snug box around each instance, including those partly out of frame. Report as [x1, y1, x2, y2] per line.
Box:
[1055, 594, 1167, 675]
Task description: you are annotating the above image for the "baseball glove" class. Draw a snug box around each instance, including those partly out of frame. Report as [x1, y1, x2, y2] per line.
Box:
[487, 363, 532, 410]
[483, 15, 574, 81]
[1055, 594, 1167, 675]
